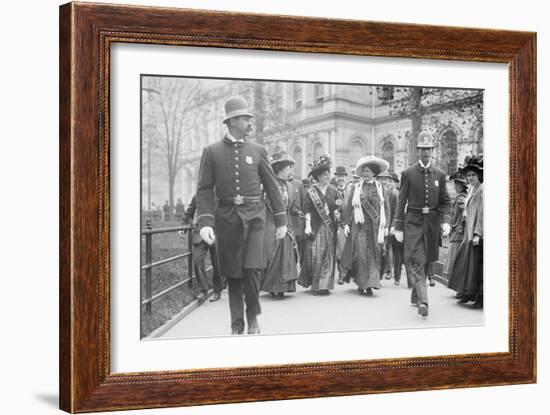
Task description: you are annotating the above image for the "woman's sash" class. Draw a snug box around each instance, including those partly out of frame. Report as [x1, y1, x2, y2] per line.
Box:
[308, 187, 335, 233]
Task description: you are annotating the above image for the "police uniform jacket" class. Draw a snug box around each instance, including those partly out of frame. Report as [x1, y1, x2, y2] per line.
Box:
[196, 135, 286, 278]
[394, 161, 451, 264]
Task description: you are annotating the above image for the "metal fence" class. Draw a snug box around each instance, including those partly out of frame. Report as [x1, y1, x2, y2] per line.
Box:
[141, 220, 194, 315]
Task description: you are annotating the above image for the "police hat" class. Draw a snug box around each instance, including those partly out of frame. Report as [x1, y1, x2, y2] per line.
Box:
[223, 96, 254, 123]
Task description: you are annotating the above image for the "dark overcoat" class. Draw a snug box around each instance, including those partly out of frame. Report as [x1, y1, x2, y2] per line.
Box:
[196, 135, 286, 278]
[394, 162, 451, 265]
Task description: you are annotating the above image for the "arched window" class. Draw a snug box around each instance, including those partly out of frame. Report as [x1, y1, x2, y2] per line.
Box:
[381, 140, 395, 171]
[291, 146, 304, 179]
[439, 129, 458, 175]
[350, 139, 366, 157]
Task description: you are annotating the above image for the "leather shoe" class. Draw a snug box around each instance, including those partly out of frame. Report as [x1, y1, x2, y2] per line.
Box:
[231, 329, 244, 335]
[418, 303, 429, 317]
[247, 323, 260, 335]
[428, 276, 436, 287]
[209, 291, 221, 302]
[365, 288, 373, 296]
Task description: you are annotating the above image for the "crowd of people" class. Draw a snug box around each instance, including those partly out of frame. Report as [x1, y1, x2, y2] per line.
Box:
[179, 96, 483, 335]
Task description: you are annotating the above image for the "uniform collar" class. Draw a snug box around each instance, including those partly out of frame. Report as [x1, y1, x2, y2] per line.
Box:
[417, 159, 432, 171]
[226, 132, 245, 143]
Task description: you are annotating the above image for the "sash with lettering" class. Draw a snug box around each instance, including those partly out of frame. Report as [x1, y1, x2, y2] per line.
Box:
[307, 186, 336, 233]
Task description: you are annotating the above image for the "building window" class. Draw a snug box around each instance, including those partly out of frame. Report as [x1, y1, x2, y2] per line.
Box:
[381, 140, 395, 172]
[314, 84, 325, 103]
[291, 146, 303, 179]
[439, 130, 458, 175]
[293, 84, 303, 109]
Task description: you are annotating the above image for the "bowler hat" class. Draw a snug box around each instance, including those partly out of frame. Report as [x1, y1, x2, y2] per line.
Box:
[416, 131, 435, 148]
[334, 166, 348, 176]
[390, 172, 399, 182]
[354, 156, 389, 177]
[223, 96, 254, 123]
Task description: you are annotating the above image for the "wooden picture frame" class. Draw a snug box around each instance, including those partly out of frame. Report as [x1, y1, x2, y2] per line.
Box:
[59, 2, 536, 412]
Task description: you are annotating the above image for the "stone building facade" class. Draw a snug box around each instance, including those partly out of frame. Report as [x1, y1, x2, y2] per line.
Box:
[143, 78, 483, 206]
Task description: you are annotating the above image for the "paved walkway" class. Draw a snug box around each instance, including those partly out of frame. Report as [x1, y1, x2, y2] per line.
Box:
[157, 277, 483, 339]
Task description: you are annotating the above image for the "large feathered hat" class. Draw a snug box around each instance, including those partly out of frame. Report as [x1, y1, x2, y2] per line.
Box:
[462, 155, 483, 176]
[309, 154, 332, 178]
[450, 169, 468, 185]
[354, 156, 390, 177]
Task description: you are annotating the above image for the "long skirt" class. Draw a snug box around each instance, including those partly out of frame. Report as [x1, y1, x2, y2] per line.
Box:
[443, 239, 462, 280]
[348, 223, 381, 290]
[298, 224, 335, 291]
[448, 239, 483, 297]
[261, 234, 297, 293]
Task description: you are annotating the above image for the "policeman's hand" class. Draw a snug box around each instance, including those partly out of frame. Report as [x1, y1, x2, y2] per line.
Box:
[344, 224, 350, 237]
[472, 234, 480, 246]
[199, 226, 216, 245]
[394, 230, 404, 243]
[441, 223, 451, 237]
[275, 225, 287, 240]
[390, 226, 395, 235]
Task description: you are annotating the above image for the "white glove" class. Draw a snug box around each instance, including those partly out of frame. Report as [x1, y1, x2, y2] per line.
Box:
[199, 226, 216, 245]
[344, 224, 350, 237]
[389, 226, 395, 235]
[383, 227, 389, 237]
[394, 230, 404, 243]
[275, 225, 287, 240]
[441, 223, 451, 237]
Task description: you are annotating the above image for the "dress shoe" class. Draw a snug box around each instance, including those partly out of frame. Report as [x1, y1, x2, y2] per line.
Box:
[472, 297, 483, 309]
[277, 292, 284, 298]
[458, 295, 473, 304]
[231, 329, 244, 335]
[365, 288, 373, 296]
[209, 291, 221, 302]
[319, 289, 330, 296]
[357, 288, 365, 295]
[394, 280, 400, 286]
[337, 278, 344, 285]
[418, 303, 429, 317]
[428, 276, 436, 287]
[247, 324, 261, 335]
[384, 273, 392, 280]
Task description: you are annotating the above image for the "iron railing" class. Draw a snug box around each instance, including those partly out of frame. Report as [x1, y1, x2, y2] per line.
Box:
[141, 220, 194, 314]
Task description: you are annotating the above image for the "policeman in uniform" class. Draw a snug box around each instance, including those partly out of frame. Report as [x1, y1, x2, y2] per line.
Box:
[393, 132, 451, 317]
[196, 96, 287, 335]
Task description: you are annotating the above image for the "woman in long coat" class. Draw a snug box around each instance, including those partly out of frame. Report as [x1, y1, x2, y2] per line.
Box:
[342, 156, 390, 296]
[298, 154, 340, 295]
[261, 152, 299, 297]
[444, 170, 468, 289]
[449, 156, 484, 308]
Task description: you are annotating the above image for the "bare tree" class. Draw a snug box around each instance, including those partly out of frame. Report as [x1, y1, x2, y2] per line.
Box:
[142, 77, 200, 220]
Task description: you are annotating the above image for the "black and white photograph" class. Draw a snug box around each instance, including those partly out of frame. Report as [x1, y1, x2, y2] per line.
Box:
[140, 76, 484, 339]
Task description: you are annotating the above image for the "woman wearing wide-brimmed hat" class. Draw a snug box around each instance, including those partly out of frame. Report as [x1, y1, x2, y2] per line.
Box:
[261, 152, 299, 297]
[443, 169, 469, 287]
[298, 154, 340, 295]
[341, 156, 390, 296]
[448, 155, 484, 308]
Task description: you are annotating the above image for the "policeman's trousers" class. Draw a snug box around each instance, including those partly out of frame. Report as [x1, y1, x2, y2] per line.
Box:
[408, 262, 430, 306]
[227, 269, 261, 333]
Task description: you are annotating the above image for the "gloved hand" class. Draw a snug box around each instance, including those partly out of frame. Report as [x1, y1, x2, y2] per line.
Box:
[394, 230, 404, 243]
[305, 225, 313, 236]
[472, 234, 480, 246]
[199, 226, 216, 245]
[275, 225, 287, 240]
[344, 224, 350, 237]
[390, 226, 395, 235]
[441, 223, 451, 237]
[383, 227, 389, 237]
